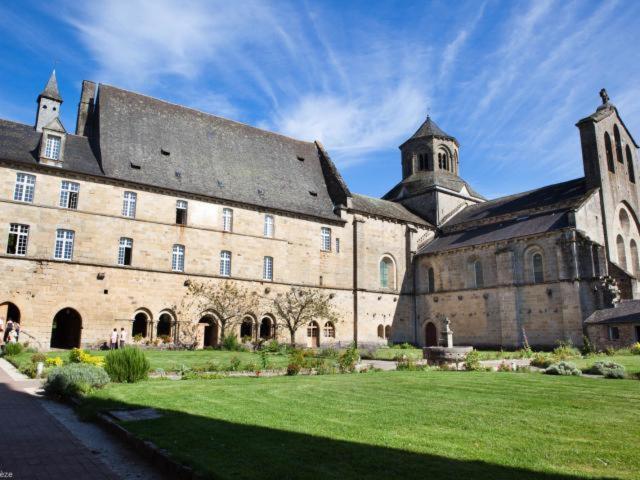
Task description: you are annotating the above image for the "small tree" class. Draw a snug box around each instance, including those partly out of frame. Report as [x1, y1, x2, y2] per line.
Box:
[185, 279, 260, 340]
[272, 287, 339, 346]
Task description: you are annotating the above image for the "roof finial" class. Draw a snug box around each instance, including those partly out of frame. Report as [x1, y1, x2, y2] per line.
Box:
[599, 88, 610, 105]
[39, 69, 63, 103]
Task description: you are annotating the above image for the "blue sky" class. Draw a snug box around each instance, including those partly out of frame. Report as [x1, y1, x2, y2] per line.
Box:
[1, 0, 639, 199]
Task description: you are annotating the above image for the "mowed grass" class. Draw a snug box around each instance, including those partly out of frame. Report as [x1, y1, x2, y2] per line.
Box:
[7, 349, 290, 371]
[82, 371, 640, 480]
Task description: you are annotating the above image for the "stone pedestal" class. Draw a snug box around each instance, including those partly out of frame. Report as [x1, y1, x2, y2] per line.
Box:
[423, 346, 473, 366]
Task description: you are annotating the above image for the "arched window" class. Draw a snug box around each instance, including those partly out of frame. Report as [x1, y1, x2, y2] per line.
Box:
[614, 125, 624, 164]
[605, 132, 615, 172]
[377, 324, 384, 338]
[384, 325, 391, 340]
[307, 321, 319, 347]
[472, 260, 484, 288]
[627, 146, 635, 183]
[323, 321, 335, 338]
[619, 209, 630, 234]
[616, 234, 627, 270]
[532, 252, 544, 283]
[629, 239, 639, 275]
[380, 256, 395, 289]
[427, 267, 435, 293]
[157, 312, 173, 338]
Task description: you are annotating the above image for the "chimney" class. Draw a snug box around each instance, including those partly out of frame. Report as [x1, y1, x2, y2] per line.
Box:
[75, 80, 97, 136]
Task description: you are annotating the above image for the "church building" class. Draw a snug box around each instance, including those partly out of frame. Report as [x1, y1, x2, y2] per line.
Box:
[1, 72, 638, 350]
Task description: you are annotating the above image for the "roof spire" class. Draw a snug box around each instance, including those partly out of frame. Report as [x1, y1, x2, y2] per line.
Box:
[39, 70, 63, 103]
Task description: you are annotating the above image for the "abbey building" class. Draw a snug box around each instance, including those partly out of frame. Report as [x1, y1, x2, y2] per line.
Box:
[1, 72, 639, 350]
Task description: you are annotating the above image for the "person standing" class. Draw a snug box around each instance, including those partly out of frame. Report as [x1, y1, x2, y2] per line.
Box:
[4, 319, 14, 343]
[14, 322, 20, 342]
[7, 328, 17, 344]
[0, 316, 4, 346]
[110, 328, 118, 349]
[119, 328, 127, 349]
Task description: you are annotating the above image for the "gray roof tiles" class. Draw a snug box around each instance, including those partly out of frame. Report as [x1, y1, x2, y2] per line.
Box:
[351, 193, 432, 225]
[403, 116, 458, 146]
[584, 300, 640, 325]
[39, 71, 63, 103]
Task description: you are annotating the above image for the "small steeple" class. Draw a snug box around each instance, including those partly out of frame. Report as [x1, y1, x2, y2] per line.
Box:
[407, 115, 458, 145]
[38, 70, 63, 103]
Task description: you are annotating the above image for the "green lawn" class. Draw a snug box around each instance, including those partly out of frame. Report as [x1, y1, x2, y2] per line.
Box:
[363, 346, 423, 360]
[81, 371, 640, 480]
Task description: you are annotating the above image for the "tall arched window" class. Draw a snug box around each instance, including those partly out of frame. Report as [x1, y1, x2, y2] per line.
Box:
[627, 146, 635, 183]
[384, 325, 391, 339]
[380, 256, 395, 289]
[532, 253, 544, 283]
[323, 321, 335, 338]
[616, 234, 627, 270]
[631, 240, 639, 275]
[377, 324, 384, 338]
[427, 267, 435, 293]
[614, 125, 624, 164]
[472, 260, 484, 288]
[605, 132, 615, 172]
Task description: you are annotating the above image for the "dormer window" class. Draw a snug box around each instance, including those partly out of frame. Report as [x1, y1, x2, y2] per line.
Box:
[45, 135, 62, 160]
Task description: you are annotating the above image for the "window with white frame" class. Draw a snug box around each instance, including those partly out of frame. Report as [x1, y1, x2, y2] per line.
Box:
[122, 191, 137, 218]
[7, 224, 29, 256]
[13, 173, 36, 203]
[172, 244, 185, 272]
[323, 321, 335, 338]
[44, 135, 62, 160]
[264, 214, 274, 237]
[321, 227, 331, 251]
[54, 229, 74, 260]
[263, 256, 273, 281]
[222, 208, 233, 232]
[220, 250, 232, 276]
[59, 181, 80, 209]
[118, 237, 133, 266]
[176, 200, 188, 225]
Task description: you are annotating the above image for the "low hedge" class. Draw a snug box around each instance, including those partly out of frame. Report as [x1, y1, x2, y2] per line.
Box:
[44, 364, 110, 396]
[584, 361, 625, 379]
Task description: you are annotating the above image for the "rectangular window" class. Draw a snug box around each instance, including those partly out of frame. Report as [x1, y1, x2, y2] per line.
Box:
[321, 227, 331, 252]
[44, 135, 62, 160]
[7, 224, 29, 256]
[54, 229, 74, 260]
[222, 208, 233, 232]
[13, 173, 36, 203]
[176, 200, 188, 225]
[172, 244, 185, 272]
[608, 326, 620, 341]
[122, 191, 137, 218]
[263, 256, 273, 281]
[264, 214, 274, 237]
[59, 181, 80, 209]
[118, 237, 133, 266]
[220, 250, 231, 276]
[335, 238, 340, 253]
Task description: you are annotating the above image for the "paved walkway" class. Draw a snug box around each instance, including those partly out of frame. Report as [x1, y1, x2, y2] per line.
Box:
[0, 360, 119, 479]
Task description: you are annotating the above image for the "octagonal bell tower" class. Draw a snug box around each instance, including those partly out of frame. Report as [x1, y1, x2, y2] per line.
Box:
[400, 116, 459, 178]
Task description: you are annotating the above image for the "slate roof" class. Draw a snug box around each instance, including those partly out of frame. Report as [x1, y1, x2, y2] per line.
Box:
[383, 170, 485, 201]
[0, 119, 102, 176]
[94, 85, 345, 221]
[39, 71, 63, 102]
[419, 210, 570, 254]
[351, 194, 431, 225]
[584, 300, 640, 325]
[443, 178, 589, 228]
[402, 116, 458, 146]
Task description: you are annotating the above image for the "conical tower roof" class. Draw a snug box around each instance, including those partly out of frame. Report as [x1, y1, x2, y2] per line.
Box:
[401, 115, 457, 146]
[38, 70, 63, 103]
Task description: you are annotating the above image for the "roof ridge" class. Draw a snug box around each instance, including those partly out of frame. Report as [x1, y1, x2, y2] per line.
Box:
[98, 83, 317, 147]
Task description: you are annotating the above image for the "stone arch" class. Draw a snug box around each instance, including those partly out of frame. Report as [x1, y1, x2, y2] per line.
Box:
[0, 301, 21, 325]
[614, 125, 624, 164]
[604, 132, 615, 172]
[467, 256, 484, 288]
[524, 245, 545, 284]
[384, 325, 391, 340]
[132, 308, 152, 338]
[425, 321, 437, 347]
[377, 324, 384, 338]
[259, 315, 276, 340]
[379, 254, 397, 290]
[156, 310, 175, 339]
[616, 234, 627, 270]
[240, 315, 256, 341]
[50, 307, 82, 349]
[199, 313, 220, 348]
[614, 202, 640, 272]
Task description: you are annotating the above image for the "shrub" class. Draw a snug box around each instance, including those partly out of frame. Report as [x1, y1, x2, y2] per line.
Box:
[552, 341, 581, 360]
[497, 362, 512, 372]
[133, 333, 144, 343]
[182, 371, 225, 380]
[515, 347, 533, 359]
[244, 361, 259, 372]
[396, 355, 424, 371]
[464, 350, 482, 371]
[315, 360, 338, 375]
[44, 364, 110, 396]
[222, 334, 245, 352]
[69, 348, 104, 367]
[604, 347, 616, 356]
[581, 335, 597, 356]
[104, 347, 150, 383]
[20, 363, 38, 378]
[286, 363, 301, 376]
[530, 352, 553, 368]
[286, 349, 307, 375]
[3, 342, 23, 356]
[262, 339, 282, 353]
[544, 361, 581, 376]
[395, 342, 414, 350]
[228, 356, 241, 372]
[584, 361, 625, 379]
[630, 342, 640, 355]
[31, 352, 47, 364]
[318, 347, 340, 359]
[338, 343, 360, 373]
[46, 356, 64, 367]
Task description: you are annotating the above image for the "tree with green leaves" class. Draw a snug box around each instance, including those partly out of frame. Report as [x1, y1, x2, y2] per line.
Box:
[271, 287, 339, 346]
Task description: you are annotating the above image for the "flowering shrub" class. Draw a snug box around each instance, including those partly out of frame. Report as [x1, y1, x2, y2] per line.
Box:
[630, 342, 640, 355]
[69, 348, 104, 367]
[46, 357, 64, 367]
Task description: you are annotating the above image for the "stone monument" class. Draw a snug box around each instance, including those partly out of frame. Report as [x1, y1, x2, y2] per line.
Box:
[423, 317, 473, 366]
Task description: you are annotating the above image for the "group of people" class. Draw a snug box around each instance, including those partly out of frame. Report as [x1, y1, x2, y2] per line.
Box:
[0, 317, 20, 346]
[110, 327, 127, 349]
